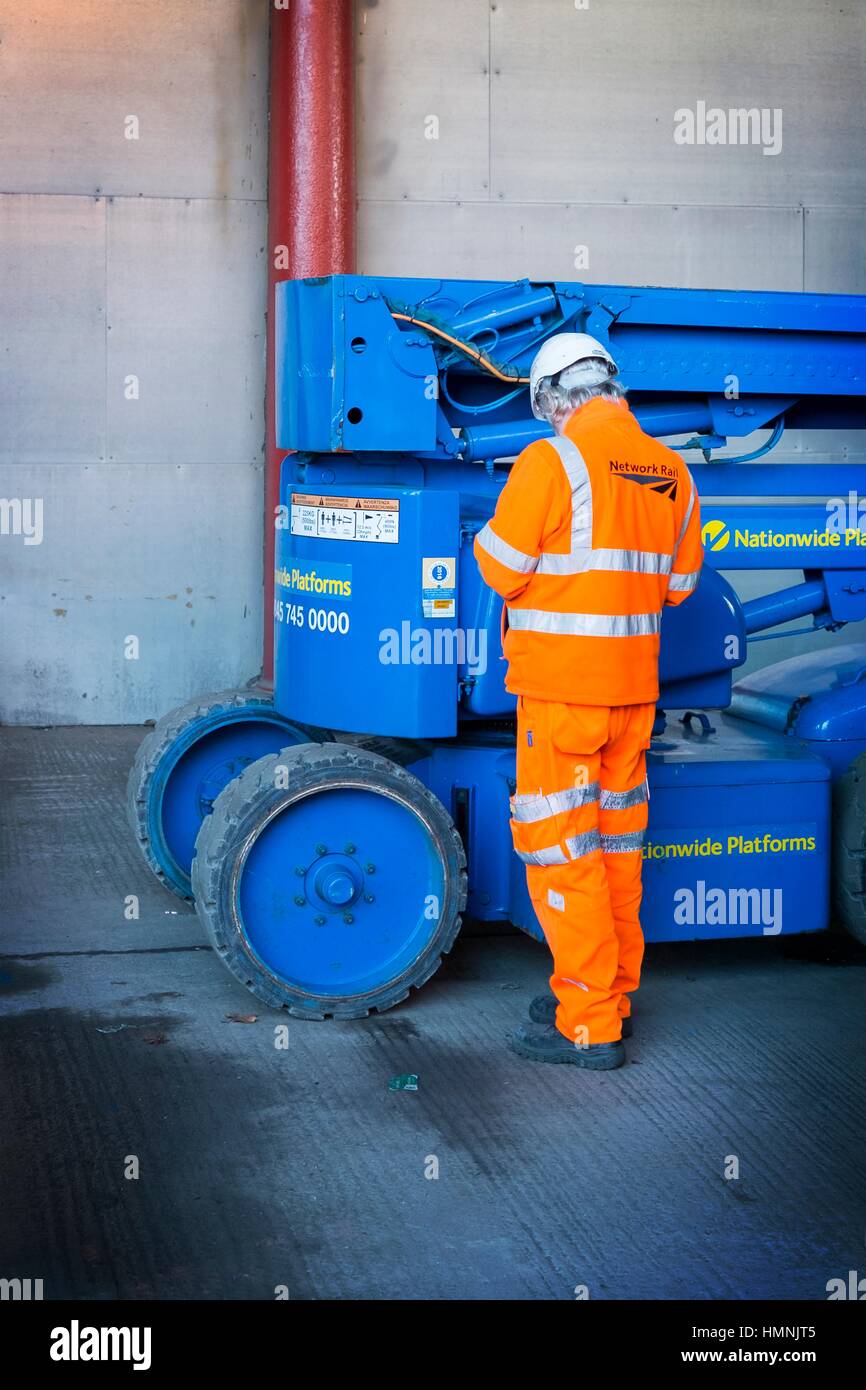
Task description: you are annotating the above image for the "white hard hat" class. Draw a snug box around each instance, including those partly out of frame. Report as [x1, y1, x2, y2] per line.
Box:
[529, 332, 618, 420]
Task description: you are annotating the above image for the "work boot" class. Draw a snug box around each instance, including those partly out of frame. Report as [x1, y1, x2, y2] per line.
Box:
[528, 991, 633, 1039]
[509, 1022, 626, 1070]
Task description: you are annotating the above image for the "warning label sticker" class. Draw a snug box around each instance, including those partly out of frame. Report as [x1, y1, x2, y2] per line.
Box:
[290, 493, 400, 544]
[422, 556, 456, 618]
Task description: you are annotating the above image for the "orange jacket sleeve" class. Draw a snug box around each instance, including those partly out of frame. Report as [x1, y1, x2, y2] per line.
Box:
[665, 470, 703, 606]
[473, 442, 560, 602]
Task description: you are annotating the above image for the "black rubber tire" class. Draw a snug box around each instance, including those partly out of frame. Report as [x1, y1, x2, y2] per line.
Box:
[191, 742, 467, 1018]
[127, 688, 324, 901]
[832, 749, 866, 945]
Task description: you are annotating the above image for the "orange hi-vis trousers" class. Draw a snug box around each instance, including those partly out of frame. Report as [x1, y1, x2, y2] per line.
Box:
[510, 697, 656, 1045]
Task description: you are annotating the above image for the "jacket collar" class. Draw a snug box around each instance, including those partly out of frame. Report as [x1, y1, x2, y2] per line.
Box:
[562, 396, 631, 434]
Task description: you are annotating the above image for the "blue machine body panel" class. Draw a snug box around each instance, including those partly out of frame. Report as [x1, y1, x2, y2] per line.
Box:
[274, 272, 866, 942]
[410, 717, 830, 943]
[274, 469, 460, 737]
[640, 717, 830, 941]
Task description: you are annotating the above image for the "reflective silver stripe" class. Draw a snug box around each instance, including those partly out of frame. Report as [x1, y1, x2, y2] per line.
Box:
[515, 843, 570, 866]
[511, 781, 601, 822]
[537, 436, 593, 575]
[601, 830, 646, 853]
[545, 434, 590, 493]
[476, 521, 538, 575]
[515, 827, 603, 864]
[507, 609, 661, 638]
[675, 474, 696, 551]
[667, 569, 699, 593]
[535, 548, 589, 576]
[671, 473, 700, 588]
[537, 545, 672, 577]
[600, 781, 648, 810]
[591, 547, 672, 574]
[565, 829, 603, 859]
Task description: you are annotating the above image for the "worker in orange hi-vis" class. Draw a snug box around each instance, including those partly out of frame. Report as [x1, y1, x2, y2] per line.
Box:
[474, 333, 703, 1070]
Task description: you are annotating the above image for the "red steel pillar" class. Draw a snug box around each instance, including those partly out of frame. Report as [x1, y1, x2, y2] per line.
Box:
[263, 0, 356, 684]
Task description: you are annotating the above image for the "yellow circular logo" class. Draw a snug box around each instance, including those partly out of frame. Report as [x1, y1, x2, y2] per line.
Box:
[702, 518, 730, 551]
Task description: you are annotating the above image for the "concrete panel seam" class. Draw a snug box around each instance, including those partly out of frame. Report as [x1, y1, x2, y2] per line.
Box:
[357, 197, 807, 212]
[0, 189, 266, 205]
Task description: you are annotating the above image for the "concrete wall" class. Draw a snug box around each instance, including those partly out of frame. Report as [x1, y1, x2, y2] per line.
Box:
[357, 0, 866, 288]
[357, 0, 866, 674]
[1, 0, 269, 724]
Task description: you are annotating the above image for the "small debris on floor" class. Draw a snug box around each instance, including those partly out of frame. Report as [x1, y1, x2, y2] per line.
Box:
[388, 1073, 419, 1092]
[225, 1013, 258, 1024]
[95, 1024, 127, 1034]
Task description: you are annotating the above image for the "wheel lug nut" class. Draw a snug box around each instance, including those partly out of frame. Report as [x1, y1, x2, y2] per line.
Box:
[294, 865, 306, 877]
[315, 843, 327, 855]
[314, 915, 326, 926]
[343, 913, 354, 924]
[364, 893, 375, 903]
[294, 895, 305, 906]
[365, 863, 375, 873]
[345, 842, 355, 854]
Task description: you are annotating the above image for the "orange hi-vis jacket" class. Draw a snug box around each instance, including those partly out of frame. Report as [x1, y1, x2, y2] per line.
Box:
[474, 396, 703, 705]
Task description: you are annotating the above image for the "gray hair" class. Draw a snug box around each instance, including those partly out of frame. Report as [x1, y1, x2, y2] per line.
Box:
[534, 375, 627, 434]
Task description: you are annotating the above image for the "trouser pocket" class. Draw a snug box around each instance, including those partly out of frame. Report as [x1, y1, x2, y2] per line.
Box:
[510, 698, 606, 866]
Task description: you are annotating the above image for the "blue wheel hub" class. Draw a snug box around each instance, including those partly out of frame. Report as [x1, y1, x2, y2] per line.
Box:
[197, 756, 260, 817]
[235, 785, 446, 1001]
[151, 709, 311, 896]
[307, 853, 364, 910]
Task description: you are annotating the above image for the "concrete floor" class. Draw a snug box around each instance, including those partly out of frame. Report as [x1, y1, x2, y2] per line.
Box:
[1, 725, 865, 1301]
